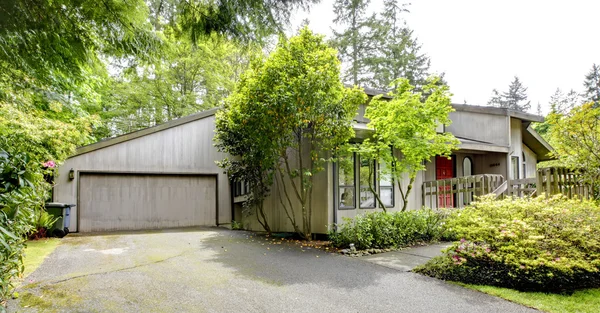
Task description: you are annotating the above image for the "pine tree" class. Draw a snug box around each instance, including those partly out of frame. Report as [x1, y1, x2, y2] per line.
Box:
[367, 1, 430, 91]
[330, 0, 377, 85]
[583, 64, 600, 107]
[487, 76, 531, 112]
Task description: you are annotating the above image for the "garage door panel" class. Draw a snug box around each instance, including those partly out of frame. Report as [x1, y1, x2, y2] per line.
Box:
[79, 174, 216, 232]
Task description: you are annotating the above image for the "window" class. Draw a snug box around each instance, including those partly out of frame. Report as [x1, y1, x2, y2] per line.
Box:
[359, 157, 376, 209]
[522, 152, 527, 178]
[379, 160, 394, 207]
[338, 153, 356, 209]
[233, 180, 250, 197]
[463, 157, 473, 205]
[511, 156, 519, 180]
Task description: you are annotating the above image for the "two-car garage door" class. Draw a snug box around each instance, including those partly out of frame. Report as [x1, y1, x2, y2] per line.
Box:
[78, 173, 217, 232]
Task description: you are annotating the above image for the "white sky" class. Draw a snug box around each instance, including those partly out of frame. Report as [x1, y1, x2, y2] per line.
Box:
[288, 0, 600, 114]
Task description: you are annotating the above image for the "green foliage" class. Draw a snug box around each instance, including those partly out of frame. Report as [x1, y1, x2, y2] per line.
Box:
[0, 0, 159, 95]
[547, 102, 600, 193]
[583, 64, 600, 107]
[415, 195, 600, 293]
[99, 32, 254, 138]
[216, 27, 366, 239]
[329, 209, 451, 250]
[179, 0, 318, 44]
[360, 77, 459, 211]
[330, 0, 378, 85]
[487, 76, 531, 112]
[366, 1, 431, 91]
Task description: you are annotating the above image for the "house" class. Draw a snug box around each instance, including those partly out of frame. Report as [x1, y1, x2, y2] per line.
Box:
[53, 88, 553, 234]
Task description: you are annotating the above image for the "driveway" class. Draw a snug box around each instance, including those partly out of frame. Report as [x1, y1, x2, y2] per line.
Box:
[9, 228, 536, 313]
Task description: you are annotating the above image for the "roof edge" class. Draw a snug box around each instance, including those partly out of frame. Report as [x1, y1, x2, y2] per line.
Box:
[73, 107, 220, 157]
[526, 125, 554, 153]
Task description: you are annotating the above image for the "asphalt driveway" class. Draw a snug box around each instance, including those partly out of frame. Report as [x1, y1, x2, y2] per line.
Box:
[9, 228, 537, 313]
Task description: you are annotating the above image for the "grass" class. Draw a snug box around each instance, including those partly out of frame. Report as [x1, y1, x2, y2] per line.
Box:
[463, 284, 600, 313]
[22, 238, 61, 278]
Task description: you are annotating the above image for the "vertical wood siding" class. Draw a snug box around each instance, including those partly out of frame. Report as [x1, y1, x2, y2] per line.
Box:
[54, 115, 230, 232]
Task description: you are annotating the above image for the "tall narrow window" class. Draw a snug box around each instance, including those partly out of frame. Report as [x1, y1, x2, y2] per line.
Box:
[511, 156, 519, 180]
[379, 160, 394, 207]
[338, 153, 356, 209]
[522, 152, 527, 178]
[463, 157, 473, 205]
[359, 157, 376, 209]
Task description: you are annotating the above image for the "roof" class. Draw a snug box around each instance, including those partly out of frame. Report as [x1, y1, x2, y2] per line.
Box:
[73, 107, 219, 157]
[523, 125, 554, 161]
[359, 85, 545, 123]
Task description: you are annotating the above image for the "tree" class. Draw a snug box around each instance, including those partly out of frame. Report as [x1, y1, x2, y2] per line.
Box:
[367, 1, 430, 91]
[488, 76, 531, 112]
[216, 27, 366, 238]
[548, 102, 600, 197]
[583, 64, 600, 107]
[359, 77, 459, 211]
[330, 0, 378, 85]
[534, 88, 580, 138]
[179, 0, 319, 44]
[96, 32, 254, 138]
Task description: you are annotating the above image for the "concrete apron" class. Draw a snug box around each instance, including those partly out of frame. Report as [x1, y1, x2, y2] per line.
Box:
[361, 242, 453, 272]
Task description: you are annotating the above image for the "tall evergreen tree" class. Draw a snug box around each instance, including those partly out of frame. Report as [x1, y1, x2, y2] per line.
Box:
[583, 64, 600, 107]
[367, 1, 430, 91]
[487, 76, 531, 112]
[330, 0, 377, 85]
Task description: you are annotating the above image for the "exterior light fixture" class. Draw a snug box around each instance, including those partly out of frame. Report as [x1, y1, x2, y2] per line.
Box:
[69, 168, 75, 180]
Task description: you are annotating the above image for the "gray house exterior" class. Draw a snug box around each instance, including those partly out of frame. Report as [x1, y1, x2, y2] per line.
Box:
[54, 90, 553, 234]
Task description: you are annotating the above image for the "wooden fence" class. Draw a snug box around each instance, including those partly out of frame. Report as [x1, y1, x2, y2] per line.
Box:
[422, 174, 505, 209]
[535, 167, 592, 200]
[423, 168, 593, 209]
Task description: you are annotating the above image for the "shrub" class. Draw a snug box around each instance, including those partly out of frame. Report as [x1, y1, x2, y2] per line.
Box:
[329, 209, 451, 250]
[414, 195, 600, 293]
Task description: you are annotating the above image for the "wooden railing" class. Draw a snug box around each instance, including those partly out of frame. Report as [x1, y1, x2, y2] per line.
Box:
[508, 178, 537, 197]
[536, 167, 592, 200]
[422, 174, 505, 209]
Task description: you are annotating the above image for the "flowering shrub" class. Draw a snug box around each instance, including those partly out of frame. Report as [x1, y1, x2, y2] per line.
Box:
[414, 195, 600, 293]
[329, 209, 452, 250]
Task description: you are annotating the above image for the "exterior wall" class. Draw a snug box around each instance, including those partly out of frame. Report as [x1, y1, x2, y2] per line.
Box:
[523, 144, 537, 178]
[509, 118, 524, 179]
[446, 111, 510, 146]
[239, 146, 331, 235]
[54, 115, 231, 232]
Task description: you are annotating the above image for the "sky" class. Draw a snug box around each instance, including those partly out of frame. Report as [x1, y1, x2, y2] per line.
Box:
[288, 0, 600, 114]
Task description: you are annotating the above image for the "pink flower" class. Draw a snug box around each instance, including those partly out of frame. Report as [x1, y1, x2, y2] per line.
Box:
[43, 160, 56, 168]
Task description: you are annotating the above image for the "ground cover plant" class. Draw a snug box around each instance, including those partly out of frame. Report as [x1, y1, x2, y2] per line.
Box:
[329, 209, 451, 250]
[415, 195, 600, 293]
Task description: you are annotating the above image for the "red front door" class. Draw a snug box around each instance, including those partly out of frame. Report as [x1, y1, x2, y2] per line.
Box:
[436, 156, 454, 208]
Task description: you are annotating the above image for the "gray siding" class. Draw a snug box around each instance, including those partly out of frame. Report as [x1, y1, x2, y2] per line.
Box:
[54, 115, 230, 232]
[446, 111, 509, 146]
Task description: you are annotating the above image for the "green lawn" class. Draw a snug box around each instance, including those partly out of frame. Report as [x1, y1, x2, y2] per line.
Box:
[22, 238, 61, 278]
[464, 284, 600, 313]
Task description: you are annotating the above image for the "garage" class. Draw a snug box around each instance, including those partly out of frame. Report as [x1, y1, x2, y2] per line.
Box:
[78, 173, 217, 232]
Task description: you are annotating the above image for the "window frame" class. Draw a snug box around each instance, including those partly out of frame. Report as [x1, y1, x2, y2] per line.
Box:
[359, 156, 377, 209]
[378, 158, 395, 209]
[511, 156, 520, 180]
[337, 152, 357, 210]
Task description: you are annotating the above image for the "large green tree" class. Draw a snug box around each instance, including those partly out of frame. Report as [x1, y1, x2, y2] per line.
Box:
[488, 76, 531, 112]
[367, 1, 430, 91]
[359, 77, 459, 211]
[548, 102, 600, 197]
[216, 27, 366, 238]
[583, 64, 600, 107]
[330, 0, 378, 85]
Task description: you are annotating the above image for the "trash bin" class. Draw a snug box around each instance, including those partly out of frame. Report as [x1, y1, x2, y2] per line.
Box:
[44, 203, 75, 238]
